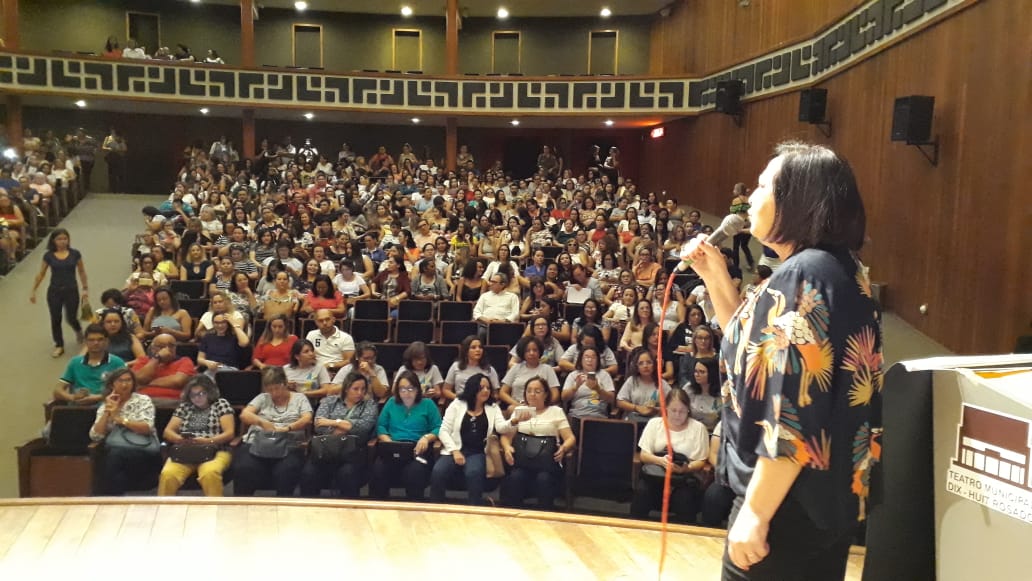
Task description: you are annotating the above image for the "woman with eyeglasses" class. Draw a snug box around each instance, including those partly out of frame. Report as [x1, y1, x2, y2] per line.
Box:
[158, 375, 236, 496]
[369, 370, 442, 500]
[89, 368, 161, 495]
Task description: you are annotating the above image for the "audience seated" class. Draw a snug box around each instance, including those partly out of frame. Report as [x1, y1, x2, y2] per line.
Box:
[499, 377, 576, 510]
[233, 367, 313, 496]
[88, 367, 162, 495]
[18, 129, 758, 529]
[630, 388, 710, 523]
[331, 341, 389, 401]
[370, 371, 442, 500]
[299, 372, 379, 498]
[305, 308, 355, 368]
[431, 373, 513, 505]
[442, 335, 500, 402]
[131, 333, 197, 401]
[158, 375, 236, 496]
[54, 323, 125, 406]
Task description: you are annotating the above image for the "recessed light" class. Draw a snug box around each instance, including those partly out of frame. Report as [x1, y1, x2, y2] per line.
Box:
[74, 100, 87, 108]
[295, 1, 307, 11]
[199, 107, 210, 114]
[497, 7, 509, 19]
[600, 7, 612, 17]
[510, 119, 520, 126]
[190, 0, 201, 3]
[401, 5, 413, 16]
[604, 119, 614, 126]
[411, 117, 421, 124]
[304, 112, 314, 120]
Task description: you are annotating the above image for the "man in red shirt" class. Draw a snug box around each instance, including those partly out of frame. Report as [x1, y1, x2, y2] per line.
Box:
[131, 333, 196, 401]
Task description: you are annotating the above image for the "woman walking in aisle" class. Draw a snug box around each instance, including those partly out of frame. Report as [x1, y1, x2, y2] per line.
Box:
[30, 228, 90, 357]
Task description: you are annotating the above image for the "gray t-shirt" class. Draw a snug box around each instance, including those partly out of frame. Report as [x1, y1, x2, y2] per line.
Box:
[395, 364, 445, 395]
[501, 362, 560, 403]
[444, 362, 499, 396]
[616, 376, 672, 407]
[284, 363, 331, 393]
[562, 369, 615, 419]
[243, 392, 313, 444]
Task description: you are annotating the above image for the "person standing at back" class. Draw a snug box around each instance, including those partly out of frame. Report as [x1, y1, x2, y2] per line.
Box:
[30, 228, 90, 357]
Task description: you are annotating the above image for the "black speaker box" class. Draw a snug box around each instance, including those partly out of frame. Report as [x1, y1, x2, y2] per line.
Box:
[891, 96, 935, 143]
[715, 80, 744, 114]
[799, 88, 828, 123]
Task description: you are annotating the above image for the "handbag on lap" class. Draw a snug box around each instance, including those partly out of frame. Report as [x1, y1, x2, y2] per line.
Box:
[513, 432, 559, 472]
[249, 430, 290, 459]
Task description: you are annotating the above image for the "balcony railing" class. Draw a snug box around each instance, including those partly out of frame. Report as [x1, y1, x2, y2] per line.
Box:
[0, 0, 966, 116]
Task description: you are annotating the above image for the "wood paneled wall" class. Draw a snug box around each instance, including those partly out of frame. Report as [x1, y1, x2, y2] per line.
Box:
[640, 0, 1031, 354]
[651, 0, 860, 75]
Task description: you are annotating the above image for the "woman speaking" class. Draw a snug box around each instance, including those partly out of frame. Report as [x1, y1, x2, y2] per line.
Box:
[685, 142, 883, 580]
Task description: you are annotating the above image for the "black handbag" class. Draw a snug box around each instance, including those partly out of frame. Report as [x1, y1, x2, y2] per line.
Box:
[310, 434, 361, 464]
[169, 442, 218, 464]
[513, 433, 559, 472]
[249, 430, 290, 459]
[641, 451, 694, 485]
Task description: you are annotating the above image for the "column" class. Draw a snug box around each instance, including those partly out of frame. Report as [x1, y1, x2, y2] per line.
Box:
[445, 0, 458, 75]
[3, 0, 19, 50]
[242, 109, 255, 162]
[6, 95, 21, 150]
[240, 0, 255, 68]
[445, 117, 457, 172]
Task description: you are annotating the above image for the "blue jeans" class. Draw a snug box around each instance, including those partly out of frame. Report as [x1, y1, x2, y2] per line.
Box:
[430, 452, 487, 505]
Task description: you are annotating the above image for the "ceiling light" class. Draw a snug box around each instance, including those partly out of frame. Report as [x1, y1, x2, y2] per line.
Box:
[295, 1, 307, 11]
[74, 100, 87, 108]
[190, 0, 201, 3]
[304, 112, 314, 120]
[510, 119, 520, 126]
[411, 117, 421, 124]
[600, 7, 612, 17]
[401, 6, 413, 17]
[497, 7, 509, 19]
[604, 119, 614, 126]
[199, 107, 210, 114]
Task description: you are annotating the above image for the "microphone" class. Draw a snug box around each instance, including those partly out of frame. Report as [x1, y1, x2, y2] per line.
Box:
[674, 214, 746, 272]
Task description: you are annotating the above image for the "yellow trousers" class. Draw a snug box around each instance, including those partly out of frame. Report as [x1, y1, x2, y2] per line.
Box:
[157, 451, 233, 496]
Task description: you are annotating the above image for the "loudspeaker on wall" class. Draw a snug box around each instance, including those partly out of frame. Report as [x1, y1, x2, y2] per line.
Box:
[799, 88, 828, 123]
[715, 80, 744, 114]
[891, 96, 935, 143]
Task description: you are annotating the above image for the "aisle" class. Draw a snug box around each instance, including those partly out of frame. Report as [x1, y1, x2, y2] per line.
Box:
[0, 193, 164, 497]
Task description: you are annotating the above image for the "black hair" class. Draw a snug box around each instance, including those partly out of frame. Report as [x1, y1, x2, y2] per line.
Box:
[311, 274, 335, 299]
[768, 141, 866, 252]
[460, 373, 496, 407]
[101, 288, 125, 306]
[181, 374, 222, 406]
[83, 322, 107, 339]
[392, 370, 423, 404]
[457, 335, 487, 371]
[687, 356, 721, 397]
[756, 265, 773, 280]
[514, 335, 544, 360]
[577, 323, 605, 350]
[46, 228, 71, 252]
[289, 339, 315, 367]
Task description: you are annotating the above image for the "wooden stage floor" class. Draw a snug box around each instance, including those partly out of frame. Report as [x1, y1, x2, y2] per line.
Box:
[0, 498, 864, 580]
